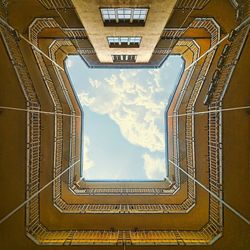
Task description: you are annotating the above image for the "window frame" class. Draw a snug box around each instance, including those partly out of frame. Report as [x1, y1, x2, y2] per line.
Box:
[111, 54, 137, 63]
[107, 36, 142, 48]
[100, 7, 149, 26]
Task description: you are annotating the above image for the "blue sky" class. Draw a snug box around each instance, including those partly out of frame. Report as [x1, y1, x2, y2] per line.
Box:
[65, 55, 184, 180]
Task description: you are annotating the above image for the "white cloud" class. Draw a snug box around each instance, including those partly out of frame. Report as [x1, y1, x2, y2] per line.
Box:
[78, 91, 95, 106]
[78, 69, 168, 152]
[89, 78, 101, 88]
[83, 135, 94, 170]
[66, 59, 73, 68]
[143, 153, 166, 179]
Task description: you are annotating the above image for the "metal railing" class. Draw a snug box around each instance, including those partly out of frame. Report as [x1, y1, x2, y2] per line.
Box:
[37, 0, 73, 9]
[50, 41, 197, 213]
[183, 18, 222, 240]
[29, 19, 176, 199]
[22, 16, 220, 224]
[52, 19, 219, 213]
[189, 18, 220, 47]
[54, 198, 196, 214]
[161, 28, 185, 39]
[1, 7, 241, 243]
[63, 28, 88, 38]
[184, 18, 220, 212]
[204, 24, 250, 106]
[29, 19, 65, 221]
[168, 39, 200, 208]
[28, 19, 186, 217]
[32, 20, 248, 245]
[49, 39, 79, 198]
[175, 0, 210, 9]
[233, 0, 250, 22]
[48, 38, 202, 214]
[0, 3, 41, 235]
[207, 21, 250, 238]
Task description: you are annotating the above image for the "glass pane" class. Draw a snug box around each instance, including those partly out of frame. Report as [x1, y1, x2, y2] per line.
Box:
[141, 9, 148, 14]
[117, 9, 124, 14]
[120, 38, 128, 43]
[124, 9, 131, 14]
[101, 9, 108, 14]
[109, 9, 115, 14]
[103, 14, 109, 20]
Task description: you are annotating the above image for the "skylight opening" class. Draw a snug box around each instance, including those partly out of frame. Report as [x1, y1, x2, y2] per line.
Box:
[65, 55, 184, 181]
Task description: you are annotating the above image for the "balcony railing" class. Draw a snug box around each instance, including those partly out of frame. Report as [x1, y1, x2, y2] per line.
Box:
[0, 5, 41, 234]
[49, 39, 197, 214]
[24, 15, 219, 223]
[1, 3, 245, 243]
[184, 18, 220, 208]
[204, 24, 250, 106]
[54, 198, 196, 214]
[38, 0, 73, 9]
[161, 28, 185, 39]
[29, 20, 65, 222]
[172, 18, 221, 185]
[28, 19, 187, 217]
[169, 39, 200, 209]
[175, 0, 210, 9]
[48, 37, 205, 215]
[190, 18, 220, 47]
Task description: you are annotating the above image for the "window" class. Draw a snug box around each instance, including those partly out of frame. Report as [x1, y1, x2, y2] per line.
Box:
[100, 8, 149, 26]
[111, 54, 137, 63]
[107, 36, 141, 48]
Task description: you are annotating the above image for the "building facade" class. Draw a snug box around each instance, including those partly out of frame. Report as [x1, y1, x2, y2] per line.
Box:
[0, 0, 249, 249]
